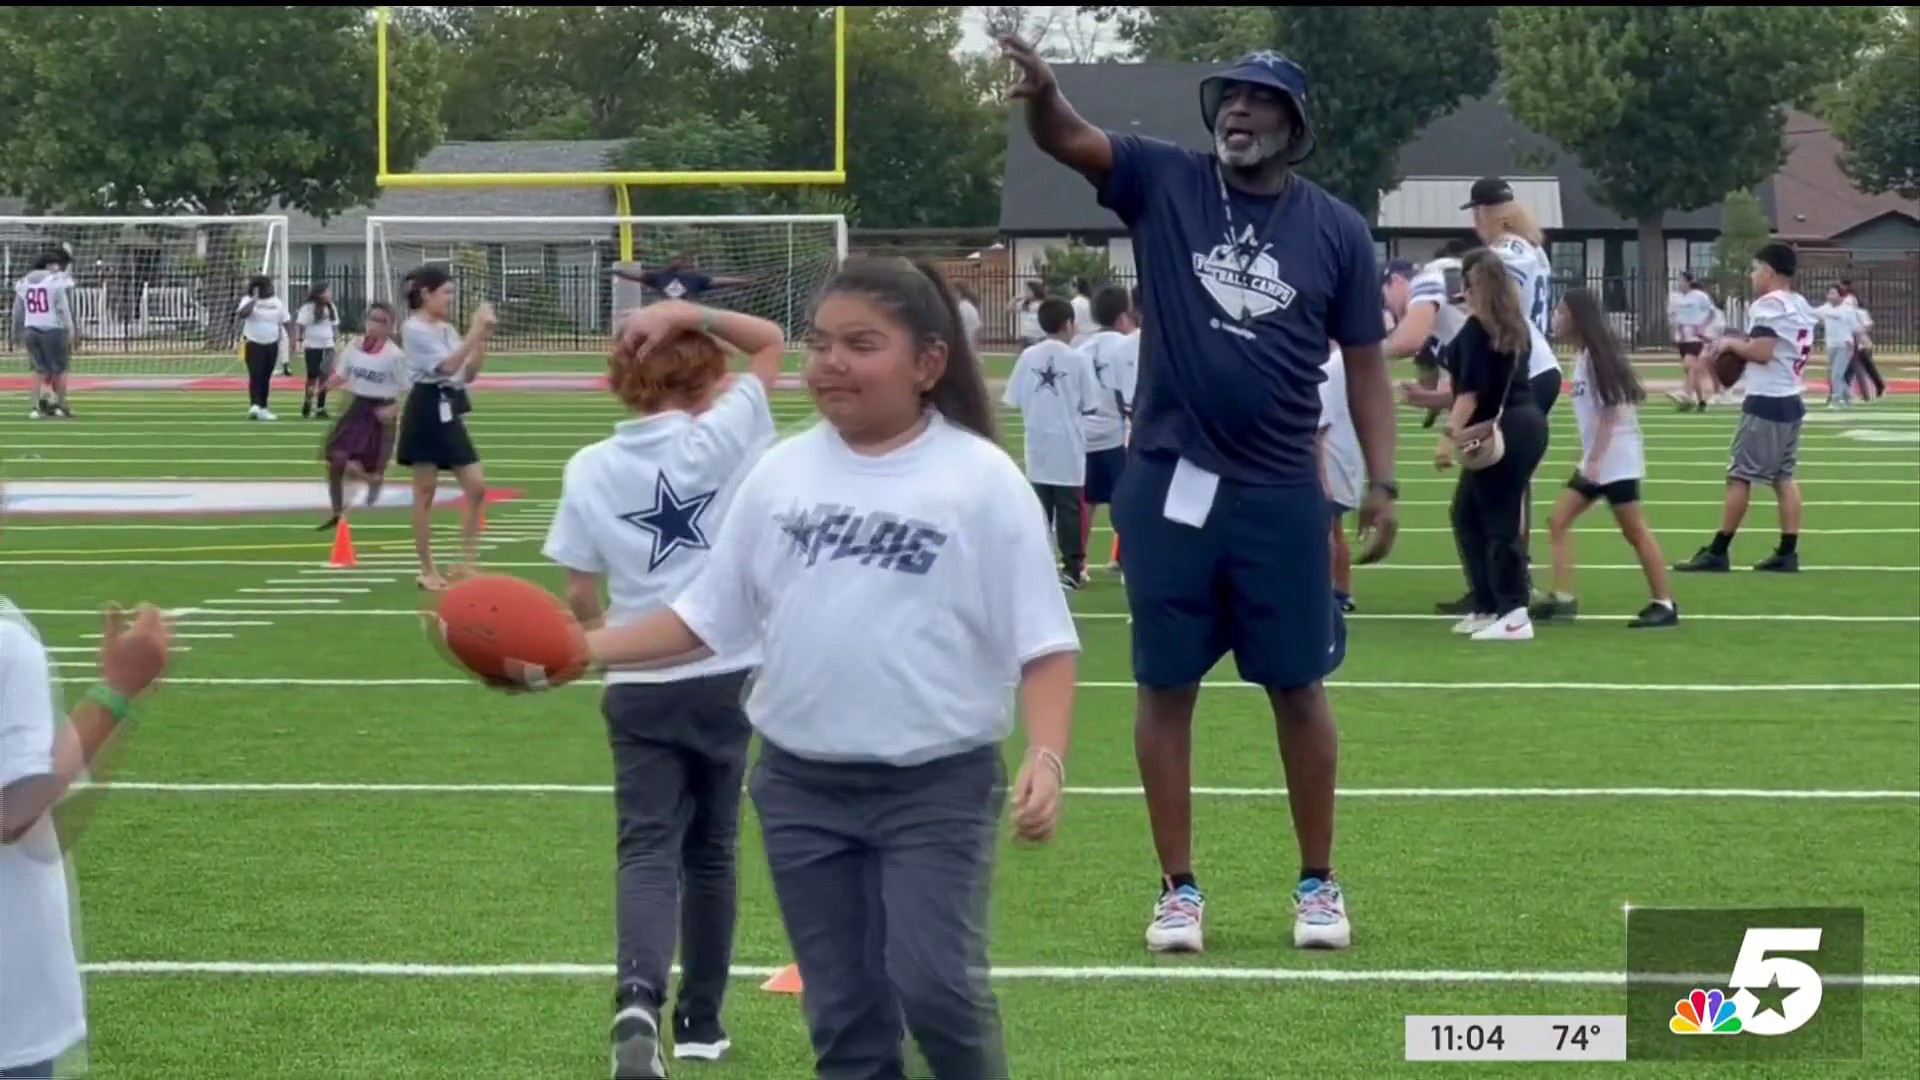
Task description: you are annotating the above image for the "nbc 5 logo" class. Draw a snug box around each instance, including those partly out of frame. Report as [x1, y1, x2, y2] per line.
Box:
[1673, 927, 1826, 1037]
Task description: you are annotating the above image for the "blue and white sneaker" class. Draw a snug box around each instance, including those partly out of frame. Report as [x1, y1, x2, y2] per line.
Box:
[1293, 877, 1351, 950]
[1145, 883, 1206, 953]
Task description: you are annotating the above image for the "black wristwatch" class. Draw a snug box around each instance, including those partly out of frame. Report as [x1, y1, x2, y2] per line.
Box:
[1369, 479, 1400, 500]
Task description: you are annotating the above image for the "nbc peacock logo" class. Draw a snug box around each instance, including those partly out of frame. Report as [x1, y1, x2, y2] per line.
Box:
[1670, 988, 1743, 1035]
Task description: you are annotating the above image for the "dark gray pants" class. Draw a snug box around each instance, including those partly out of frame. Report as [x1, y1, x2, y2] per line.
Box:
[751, 743, 1008, 1080]
[604, 671, 753, 1025]
[1031, 482, 1085, 575]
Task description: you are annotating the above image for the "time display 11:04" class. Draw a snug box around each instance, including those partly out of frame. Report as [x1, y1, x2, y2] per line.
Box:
[1429, 1022, 1505, 1053]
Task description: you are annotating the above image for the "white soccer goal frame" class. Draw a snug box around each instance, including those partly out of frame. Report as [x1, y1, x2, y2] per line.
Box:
[0, 213, 290, 349]
[364, 214, 850, 344]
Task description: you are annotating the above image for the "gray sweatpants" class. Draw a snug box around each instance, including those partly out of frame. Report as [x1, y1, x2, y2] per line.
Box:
[751, 742, 1008, 1080]
[603, 671, 753, 1025]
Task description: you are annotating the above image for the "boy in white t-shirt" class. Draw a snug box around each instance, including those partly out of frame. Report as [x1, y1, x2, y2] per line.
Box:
[505, 257, 1078, 1080]
[1, 600, 171, 1080]
[542, 300, 784, 1074]
[1076, 285, 1138, 572]
[1004, 297, 1104, 589]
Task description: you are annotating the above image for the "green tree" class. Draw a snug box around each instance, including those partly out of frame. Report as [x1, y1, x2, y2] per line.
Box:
[1833, 8, 1920, 199]
[613, 112, 785, 218]
[0, 6, 442, 217]
[1713, 189, 1772, 298]
[1496, 8, 1878, 343]
[1083, 7, 1500, 218]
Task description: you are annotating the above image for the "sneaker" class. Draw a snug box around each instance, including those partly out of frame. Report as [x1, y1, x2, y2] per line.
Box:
[301, 397, 313, 419]
[1434, 593, 1475, 616]
[248, 405, 261, 420]
[1666, 390, 1695, 410]
[257, 407, 278, 422]
[1451, 613, 1494, 636]
[1528, 595, 1577, 622]
[1753, 551, 1799, 573]
[1673, 547, 1730, 573]
[1337, 594, 1356, 614]
[1058, 569, 1087, 591]
[53, 402, 71, 418]
[1628, 601, 1679, 628]
[1472, 608, 1534, 641]
[28, 408, 42, 420]
[1293, 877, 1351, 950]
[672, 1013, 731, 1062]
[315, 407, 330, 420]
[611, 1000, 668, 1079]
[1145, 883, 1205, 953]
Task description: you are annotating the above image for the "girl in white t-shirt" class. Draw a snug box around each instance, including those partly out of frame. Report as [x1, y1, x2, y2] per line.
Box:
[1009, 279, 1045, 346]
[319, 303, 405, 530]
[509, 258, 1079, 1080]
[1532, 287, 1677, 629]
[235, 276, 290, 421]
[294, 283, 341, 420]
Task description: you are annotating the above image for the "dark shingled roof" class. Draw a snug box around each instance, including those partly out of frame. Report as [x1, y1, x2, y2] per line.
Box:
[1000, 64, 1775, 236]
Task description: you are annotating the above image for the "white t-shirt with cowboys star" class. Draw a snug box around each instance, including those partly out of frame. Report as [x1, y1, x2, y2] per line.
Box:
[544, 375, 775, 684]
[671, 411, 1081, 766]
[1003, 339, 1102, 486]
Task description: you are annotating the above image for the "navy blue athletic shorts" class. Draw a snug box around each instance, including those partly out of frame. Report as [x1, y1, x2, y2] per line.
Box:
[1084, 446, 1127, 505]
[1111, 451, 1347, 690]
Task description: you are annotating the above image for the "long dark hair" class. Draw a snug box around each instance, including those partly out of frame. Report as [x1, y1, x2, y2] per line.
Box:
[305, 283, 335, 323]
[1460, 248, 1530, 356]
[1560, 286, 1642, 408]
[816, 257, 996, 443]
[404, 265, 450, 312]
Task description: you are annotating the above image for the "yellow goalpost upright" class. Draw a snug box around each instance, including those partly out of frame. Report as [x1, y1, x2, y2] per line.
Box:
[372, 6, 849, 264]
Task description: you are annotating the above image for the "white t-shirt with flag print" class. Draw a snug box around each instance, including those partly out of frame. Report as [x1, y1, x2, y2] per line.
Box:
[1003, 338, 1103, 486]
[545, 376, 776, 684]
[669, 411, 1080, 767]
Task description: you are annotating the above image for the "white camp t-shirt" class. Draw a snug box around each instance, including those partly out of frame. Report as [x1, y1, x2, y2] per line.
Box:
[545, 376, 775, 684]
[337, 339, 406, 400]
[13, 272, 71, 332]
[1569, 349, 1645, 485]
[1317, 348, 1364, 510]
[1003, 339, 1102, 486]
[0, 603, 87, 1071]
[295, 302, 339, 350]
[1742, 290, 1819, 398]
[403, 316, 464, 386]
[1077, 329, 1136, 453]
[237, 295, 288, 346]
[1670, 288, 1719, 343]
[670, 412, 1080, 767]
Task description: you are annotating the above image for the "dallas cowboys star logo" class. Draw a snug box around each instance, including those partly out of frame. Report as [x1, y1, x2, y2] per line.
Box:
[620, 473, 717, 571]
[1035, 359, 1063, 393]
[1092, 354, 1109, 386]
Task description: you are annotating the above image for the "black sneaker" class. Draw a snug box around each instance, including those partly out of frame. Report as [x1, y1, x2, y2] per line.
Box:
[1673, 547, 1730, 573]
[315, 406, 330, 420]
[1753, 551, 1799, 573]
[1529, 595, 1578, 622]
[1434, 592, 1475, 616]
[1337, 595, 1356, 614]
[1059, 569, 1086, 591]
[1628, 601, 1679, 628]
[672, 1013, 731, 1063]
[611, 988, 667, 1079]
[301, 397, 312, 419]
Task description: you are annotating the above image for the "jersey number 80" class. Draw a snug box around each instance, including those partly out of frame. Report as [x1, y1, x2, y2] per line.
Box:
[1530, 278, 1550, 337]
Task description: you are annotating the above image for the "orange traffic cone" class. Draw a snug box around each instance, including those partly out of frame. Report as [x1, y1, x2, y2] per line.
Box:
[329, 517, 358, 568]
[760, 963, 803, 995]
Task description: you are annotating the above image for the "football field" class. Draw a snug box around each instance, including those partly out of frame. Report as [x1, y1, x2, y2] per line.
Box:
[1, 386, 1916, 1078]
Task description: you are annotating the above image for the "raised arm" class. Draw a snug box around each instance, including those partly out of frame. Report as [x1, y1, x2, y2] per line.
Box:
[1001, 35, 1113, 181]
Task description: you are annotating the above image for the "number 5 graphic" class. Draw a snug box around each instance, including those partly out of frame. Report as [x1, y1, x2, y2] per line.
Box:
[1728, 927, 1824, 1036]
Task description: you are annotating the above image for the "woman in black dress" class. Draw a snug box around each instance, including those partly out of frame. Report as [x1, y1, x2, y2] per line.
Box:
[393, 266, 496, 591]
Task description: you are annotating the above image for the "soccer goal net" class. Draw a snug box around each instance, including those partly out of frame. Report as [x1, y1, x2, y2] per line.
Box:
[0, 214, 290, 376]
[366, 215, 849, 357]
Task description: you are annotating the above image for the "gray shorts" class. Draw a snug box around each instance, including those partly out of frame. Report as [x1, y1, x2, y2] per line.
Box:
[1728, 411, 1801, 484]
[25, 328, 68, 377]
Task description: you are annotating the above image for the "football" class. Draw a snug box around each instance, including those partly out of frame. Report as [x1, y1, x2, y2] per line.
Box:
[1710, 340, 1747, 389]
[435, 574, 590, 690]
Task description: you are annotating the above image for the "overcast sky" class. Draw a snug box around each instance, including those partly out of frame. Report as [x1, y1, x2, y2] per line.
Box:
[957, 6, 1131, 61]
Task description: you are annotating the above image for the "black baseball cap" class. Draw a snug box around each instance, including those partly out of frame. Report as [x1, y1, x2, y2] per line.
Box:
[1460, 176, 1515, 210]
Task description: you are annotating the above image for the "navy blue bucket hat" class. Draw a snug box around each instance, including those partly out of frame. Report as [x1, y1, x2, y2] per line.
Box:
[1199, 50, 1316, 165]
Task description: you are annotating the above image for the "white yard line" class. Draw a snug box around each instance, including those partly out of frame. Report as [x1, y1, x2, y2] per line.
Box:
[13, 552, 1920, 569]
[46, 676, 1920, 692]
[87, 781, 1919, 801]
[18, 608, 1919, 625]
[70, 960, 1920, 988]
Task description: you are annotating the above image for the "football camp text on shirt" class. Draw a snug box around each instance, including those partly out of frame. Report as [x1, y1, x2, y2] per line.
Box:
[1093, 134, 1383, 486]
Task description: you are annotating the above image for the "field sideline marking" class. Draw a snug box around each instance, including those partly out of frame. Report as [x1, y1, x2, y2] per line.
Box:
[47, 676, 1920, 692]
[87, 781, 1920, 800]
[12, 555, 1920, 569]
[72, 960, 1920, 988]
[18, 608, 1919, 625]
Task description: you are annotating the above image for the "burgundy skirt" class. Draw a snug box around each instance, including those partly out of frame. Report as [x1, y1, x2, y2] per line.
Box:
[324, 396, 396, 473]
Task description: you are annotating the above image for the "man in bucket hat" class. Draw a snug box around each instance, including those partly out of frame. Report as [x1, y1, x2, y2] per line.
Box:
[1001, 38, 1399, 954]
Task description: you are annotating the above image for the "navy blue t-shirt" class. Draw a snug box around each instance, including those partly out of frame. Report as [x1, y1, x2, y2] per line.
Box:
[1097, 134, 1385, 485]
[641, 270, 715, 300]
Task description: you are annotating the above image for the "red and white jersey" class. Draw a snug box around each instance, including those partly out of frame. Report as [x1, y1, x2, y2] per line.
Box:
[1741, 289, 1818, 399]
